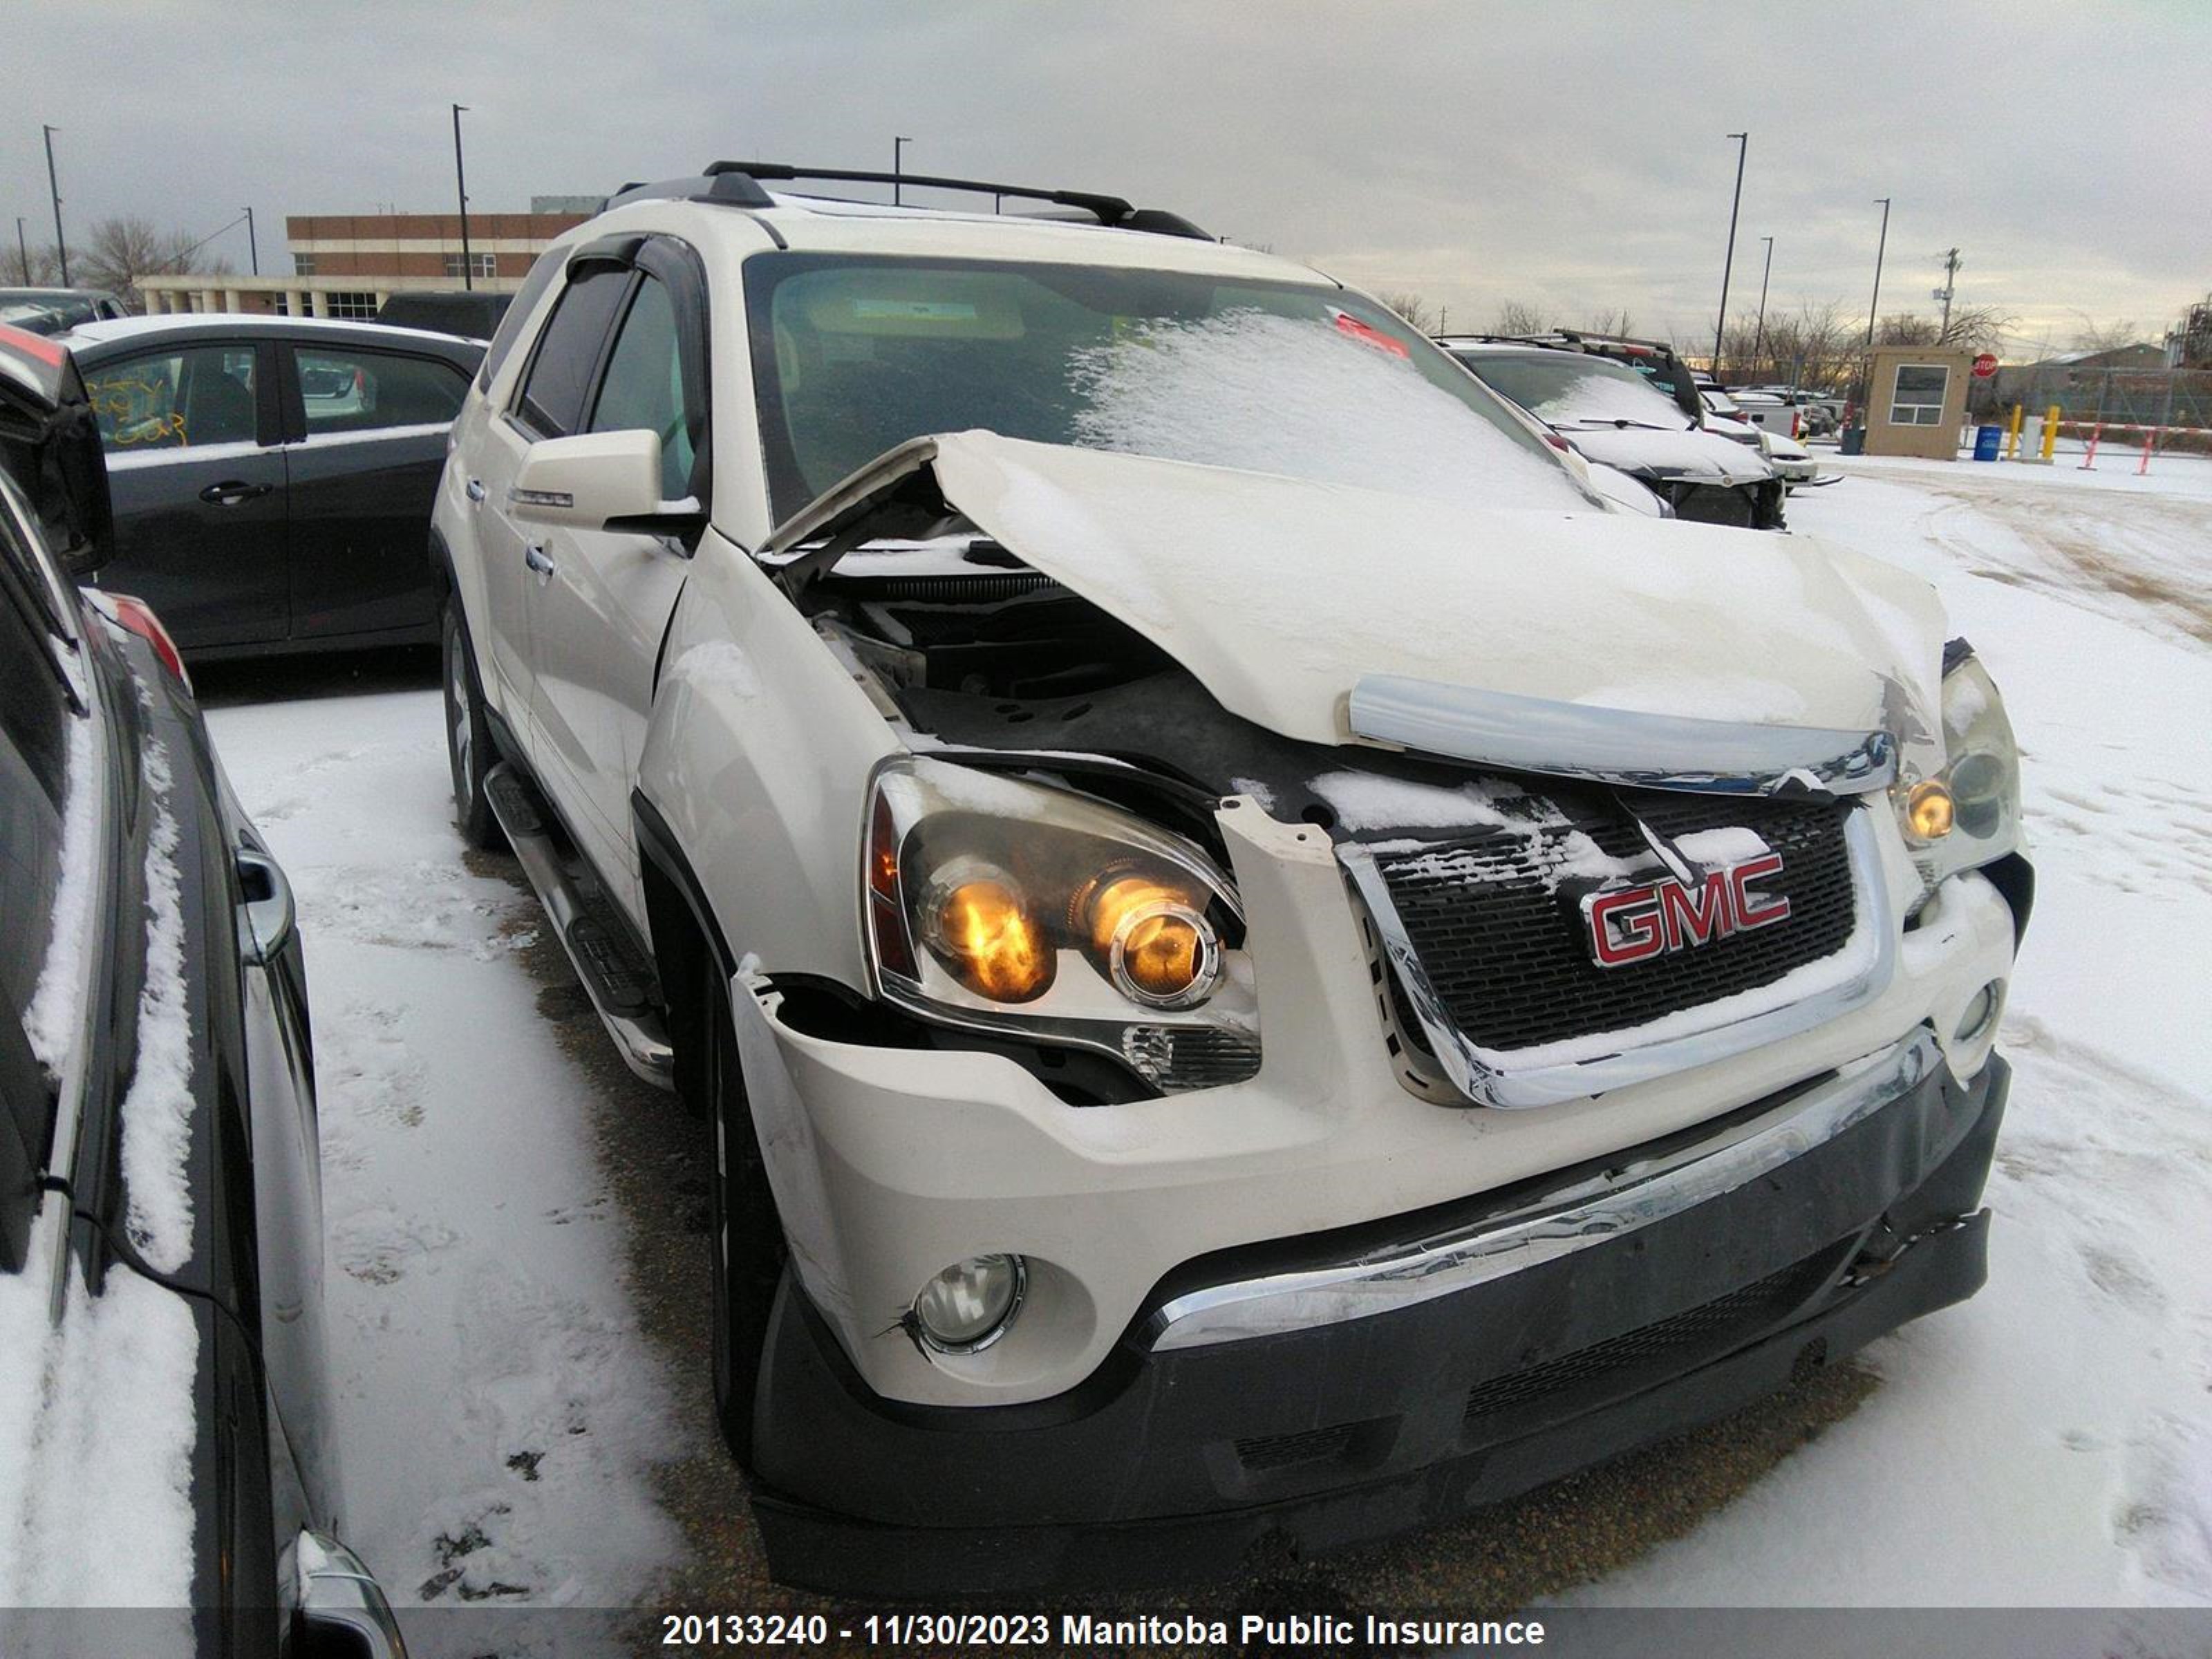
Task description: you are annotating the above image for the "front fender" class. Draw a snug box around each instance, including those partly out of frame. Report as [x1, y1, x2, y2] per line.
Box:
[635, 532, 900, 989]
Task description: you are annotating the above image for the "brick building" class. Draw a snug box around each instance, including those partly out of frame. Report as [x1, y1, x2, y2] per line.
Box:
[136, 199, 592, 319]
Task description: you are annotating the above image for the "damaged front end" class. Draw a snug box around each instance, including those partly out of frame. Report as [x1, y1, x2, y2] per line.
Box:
[756, 430, 1980, 1112]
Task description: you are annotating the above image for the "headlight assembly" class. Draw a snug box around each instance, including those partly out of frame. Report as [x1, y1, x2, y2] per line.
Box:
[863, 756, 1259, 1092]
[1893, 650, 2023, 900]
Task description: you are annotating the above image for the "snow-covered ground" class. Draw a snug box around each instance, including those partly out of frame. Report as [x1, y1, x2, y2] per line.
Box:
[201, 453, 2212, 1618]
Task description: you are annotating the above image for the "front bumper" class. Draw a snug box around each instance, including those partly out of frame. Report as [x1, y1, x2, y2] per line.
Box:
[749, 1035, 2008, 1596]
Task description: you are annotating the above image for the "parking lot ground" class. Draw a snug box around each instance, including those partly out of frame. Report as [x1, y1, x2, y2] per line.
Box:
[194, 455, 2212, 1642]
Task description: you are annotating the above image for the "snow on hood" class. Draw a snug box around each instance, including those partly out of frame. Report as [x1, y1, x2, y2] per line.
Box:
[798, 431, 1948, 768]
[1562, 423, 1775, 487]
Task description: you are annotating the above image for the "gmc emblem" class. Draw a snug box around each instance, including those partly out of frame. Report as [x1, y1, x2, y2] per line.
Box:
[1580, 853, 1792, 969]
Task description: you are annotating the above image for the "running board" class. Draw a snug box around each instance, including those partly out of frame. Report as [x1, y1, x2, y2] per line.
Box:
[482, 762, 675, 1089]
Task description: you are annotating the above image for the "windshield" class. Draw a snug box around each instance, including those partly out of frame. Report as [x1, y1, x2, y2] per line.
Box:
[744, 254, 1591, 523]
[1450, 350, 1691, 431]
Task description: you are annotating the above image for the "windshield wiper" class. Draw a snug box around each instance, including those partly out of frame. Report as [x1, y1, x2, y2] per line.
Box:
[1558, 416, 1678, 433]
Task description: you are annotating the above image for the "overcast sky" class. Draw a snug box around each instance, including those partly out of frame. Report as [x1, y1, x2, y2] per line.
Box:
[5, 1, 2204, 355]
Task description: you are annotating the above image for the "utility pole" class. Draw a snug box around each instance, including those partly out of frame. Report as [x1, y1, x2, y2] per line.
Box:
[451, 104, 474, 290]
[42, 124, 68, 286]
[15, 217, 28, 284]
[244, 206, 259, 276]
[1750, 235, 1774, 379]
[1712, 131, 1747, 378]
[893, 136, 912, 205]
[1934, 245, 1960, 339]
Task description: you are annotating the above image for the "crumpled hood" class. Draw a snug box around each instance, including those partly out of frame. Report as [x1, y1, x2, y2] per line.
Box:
[789, 431, 1947, 773]
[1561, 423, 1774, 487]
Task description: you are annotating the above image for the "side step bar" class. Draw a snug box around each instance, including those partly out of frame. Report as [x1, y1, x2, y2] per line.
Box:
[482, 762, 675, 1089]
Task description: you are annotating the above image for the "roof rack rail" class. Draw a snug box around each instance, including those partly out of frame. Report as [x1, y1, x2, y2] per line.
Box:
[693, 162, 1215, 241]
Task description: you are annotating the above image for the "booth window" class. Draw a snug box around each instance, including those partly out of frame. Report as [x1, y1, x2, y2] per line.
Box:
[1889, 364, 1951, 426]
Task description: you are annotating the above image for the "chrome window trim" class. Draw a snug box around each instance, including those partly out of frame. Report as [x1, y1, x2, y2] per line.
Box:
[1338, 803, 1896, 1109]
[294, 420, 453, 449]
[1144, 1028, 1938, 1351]
[102, 438, 274, 471]
[1347, 673, 1896, 799]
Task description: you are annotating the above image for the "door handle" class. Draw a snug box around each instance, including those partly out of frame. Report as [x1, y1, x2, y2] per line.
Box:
[465, 478, 487, 503]
[200, 480, 274, 506]
[234, 847, 296, 964]
[524, 543, 556, 579]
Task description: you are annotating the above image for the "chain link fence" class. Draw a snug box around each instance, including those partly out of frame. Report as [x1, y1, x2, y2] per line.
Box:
[1969, 365, 2212, 453]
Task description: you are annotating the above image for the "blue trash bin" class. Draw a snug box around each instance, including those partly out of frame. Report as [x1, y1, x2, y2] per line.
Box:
[1973, 424, 2003, 461]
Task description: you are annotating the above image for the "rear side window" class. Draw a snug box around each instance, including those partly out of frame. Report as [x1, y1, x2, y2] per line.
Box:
[588, 275, 696, 498]
[514, 268, 628, 438]
[478, 245, 568, 393]
[82, 345, 260, 451]
[294, 348, 467, 436]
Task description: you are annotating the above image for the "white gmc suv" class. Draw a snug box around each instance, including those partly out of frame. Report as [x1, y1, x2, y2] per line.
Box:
[431, 162, 2031, 1596]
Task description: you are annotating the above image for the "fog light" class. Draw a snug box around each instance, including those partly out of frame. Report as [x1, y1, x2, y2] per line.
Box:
[911, 1255, 1026, 1354]
[1955, 980, 2002, 1043]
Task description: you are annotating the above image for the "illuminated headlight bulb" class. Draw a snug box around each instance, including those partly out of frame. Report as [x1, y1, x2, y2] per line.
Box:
[921, 861, 1053, 1002]
[1904, 779, 1955, 843]
[1086, 875, 1221, 1008]
[912, 1255, 1026, 1353]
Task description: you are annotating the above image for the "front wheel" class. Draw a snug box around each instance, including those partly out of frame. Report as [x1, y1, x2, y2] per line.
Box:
[442, 598, 503, 852]
[704, 971, 788, 1468]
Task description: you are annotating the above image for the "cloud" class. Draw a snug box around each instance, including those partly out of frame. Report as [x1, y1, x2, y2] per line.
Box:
[3, 0, 2202, 348]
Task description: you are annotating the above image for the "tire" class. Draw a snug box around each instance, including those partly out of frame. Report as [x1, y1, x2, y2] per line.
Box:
[704, 970, 788, 1468]
[441, 598, 503, 852]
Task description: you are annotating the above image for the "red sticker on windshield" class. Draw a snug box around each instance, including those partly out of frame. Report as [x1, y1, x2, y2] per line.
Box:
[1330, 310, 1410, 359]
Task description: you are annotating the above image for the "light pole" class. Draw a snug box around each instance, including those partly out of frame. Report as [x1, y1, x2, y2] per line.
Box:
[15, 217, 28, 284]
[451, 104, 474, 290]
[893, 135, 912, 205]
[42, 124, 68, 286]
[1750, 235, 1774, 379]
[244, 205, 259, 276]
[1712, 131, 1747, 378]
[1864, 197, 1892, 356]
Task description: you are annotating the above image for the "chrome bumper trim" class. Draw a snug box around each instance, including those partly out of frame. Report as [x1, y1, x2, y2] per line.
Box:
[1340, 803, 1896, 1109]
[1144, 1028, 1938, 1351]
[1347, 673, 1896, 799]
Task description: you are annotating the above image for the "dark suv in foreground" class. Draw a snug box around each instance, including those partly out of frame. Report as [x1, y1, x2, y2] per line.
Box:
[0, 323, 404, 1656]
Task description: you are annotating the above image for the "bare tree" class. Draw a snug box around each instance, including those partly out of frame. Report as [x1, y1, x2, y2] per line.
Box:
[74, 216, 232, 301]
[8, 242, 67, 286]
[1578, 308, 1635, 339]
[2068, 313, 2144, 354]
[1374, 289, 1441, 335]
[1488, 299, 1555, 337]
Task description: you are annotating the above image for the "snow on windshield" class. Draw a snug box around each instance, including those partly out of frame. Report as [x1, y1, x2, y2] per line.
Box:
[1461, 353, 1689, 429]
[1068, 310, 1591, 508]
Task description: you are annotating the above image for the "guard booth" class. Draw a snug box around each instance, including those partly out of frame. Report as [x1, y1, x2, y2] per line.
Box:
[1863, 345, 1975, 458]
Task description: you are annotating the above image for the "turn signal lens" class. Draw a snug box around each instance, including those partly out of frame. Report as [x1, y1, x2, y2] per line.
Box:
[926, 870, 1053, 1002]
[1085, 874, 1219, 1008]
[1905, 779, 1955, 843]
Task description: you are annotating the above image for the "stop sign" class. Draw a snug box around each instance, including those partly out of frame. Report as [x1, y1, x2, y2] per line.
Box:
[1972, 353, 1999, 378]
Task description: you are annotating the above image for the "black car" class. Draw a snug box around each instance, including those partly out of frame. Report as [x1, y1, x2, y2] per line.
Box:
[57, 315, 482, 658]
[1, 321, 404, 1654]
[374, 289, 509, 339]
[0, 286, 129, 337]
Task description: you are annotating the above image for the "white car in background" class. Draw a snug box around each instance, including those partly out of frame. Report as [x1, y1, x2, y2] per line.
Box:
[431, 161, 2029, 1595]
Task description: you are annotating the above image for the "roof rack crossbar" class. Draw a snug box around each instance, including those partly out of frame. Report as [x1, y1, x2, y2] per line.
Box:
[704, 160, 1136, 224]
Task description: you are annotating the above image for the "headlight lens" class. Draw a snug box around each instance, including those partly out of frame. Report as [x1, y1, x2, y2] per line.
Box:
[1894, 654, 2022, 899]
[863, 757, 1259, 1091]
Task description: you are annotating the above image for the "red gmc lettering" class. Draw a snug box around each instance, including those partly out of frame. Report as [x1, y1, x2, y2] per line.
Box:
[1584, 853, 1791, 968]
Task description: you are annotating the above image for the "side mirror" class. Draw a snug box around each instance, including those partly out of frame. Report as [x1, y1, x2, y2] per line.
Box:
[293, 1532, 408, 1658]
[508, 429, 664, 529]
